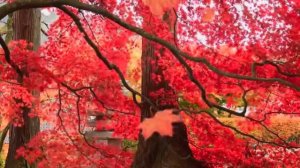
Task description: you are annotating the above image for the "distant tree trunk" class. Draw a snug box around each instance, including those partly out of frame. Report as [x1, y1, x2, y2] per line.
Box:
[132, 10, 206, 168]
[5, 9, 41, 168]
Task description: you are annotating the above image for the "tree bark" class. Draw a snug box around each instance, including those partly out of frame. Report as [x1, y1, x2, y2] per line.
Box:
[5, 8, 41, 168]
[132, 11, 206, 168]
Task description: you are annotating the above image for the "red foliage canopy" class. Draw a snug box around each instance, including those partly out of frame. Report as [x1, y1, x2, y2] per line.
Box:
[0, 0, 300, 167]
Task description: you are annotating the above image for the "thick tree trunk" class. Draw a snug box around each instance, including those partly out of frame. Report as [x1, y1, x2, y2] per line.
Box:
[132, 11, 206, 168]
[5, 9, 41, 168]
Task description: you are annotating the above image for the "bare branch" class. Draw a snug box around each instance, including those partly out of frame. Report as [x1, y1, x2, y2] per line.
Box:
[89, 88, 137, 116]
[41, 28, 48, 36]
[252, 60, 300, 77]
[56, 87, 102, 167]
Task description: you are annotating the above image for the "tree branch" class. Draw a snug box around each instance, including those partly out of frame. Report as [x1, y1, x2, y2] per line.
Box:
[0, 36, 23, 79]
[0, 0, 299, 91]
[56, 87, 102, 167]
[57, 6, 151, 110]
[185, 109, 299, 149]
[252, 60, 300, 77]
[1, 0, 299, 118]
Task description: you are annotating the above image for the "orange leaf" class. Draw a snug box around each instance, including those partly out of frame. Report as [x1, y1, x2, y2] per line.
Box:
[217, 44, 237, 56]
[138, 109, 182, 139]
[142, 0, 180, 16]
[202, 8, 215, 22]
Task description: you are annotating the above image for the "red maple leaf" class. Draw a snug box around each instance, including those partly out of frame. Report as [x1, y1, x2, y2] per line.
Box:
[138, 109, 182, 139]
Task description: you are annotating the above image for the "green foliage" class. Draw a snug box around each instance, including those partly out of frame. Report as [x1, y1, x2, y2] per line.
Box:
[178, 97, 200, 110]
[122, 140, 138, 151]
[287, 132, 300, 144]
[0, 154, 4, 168]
